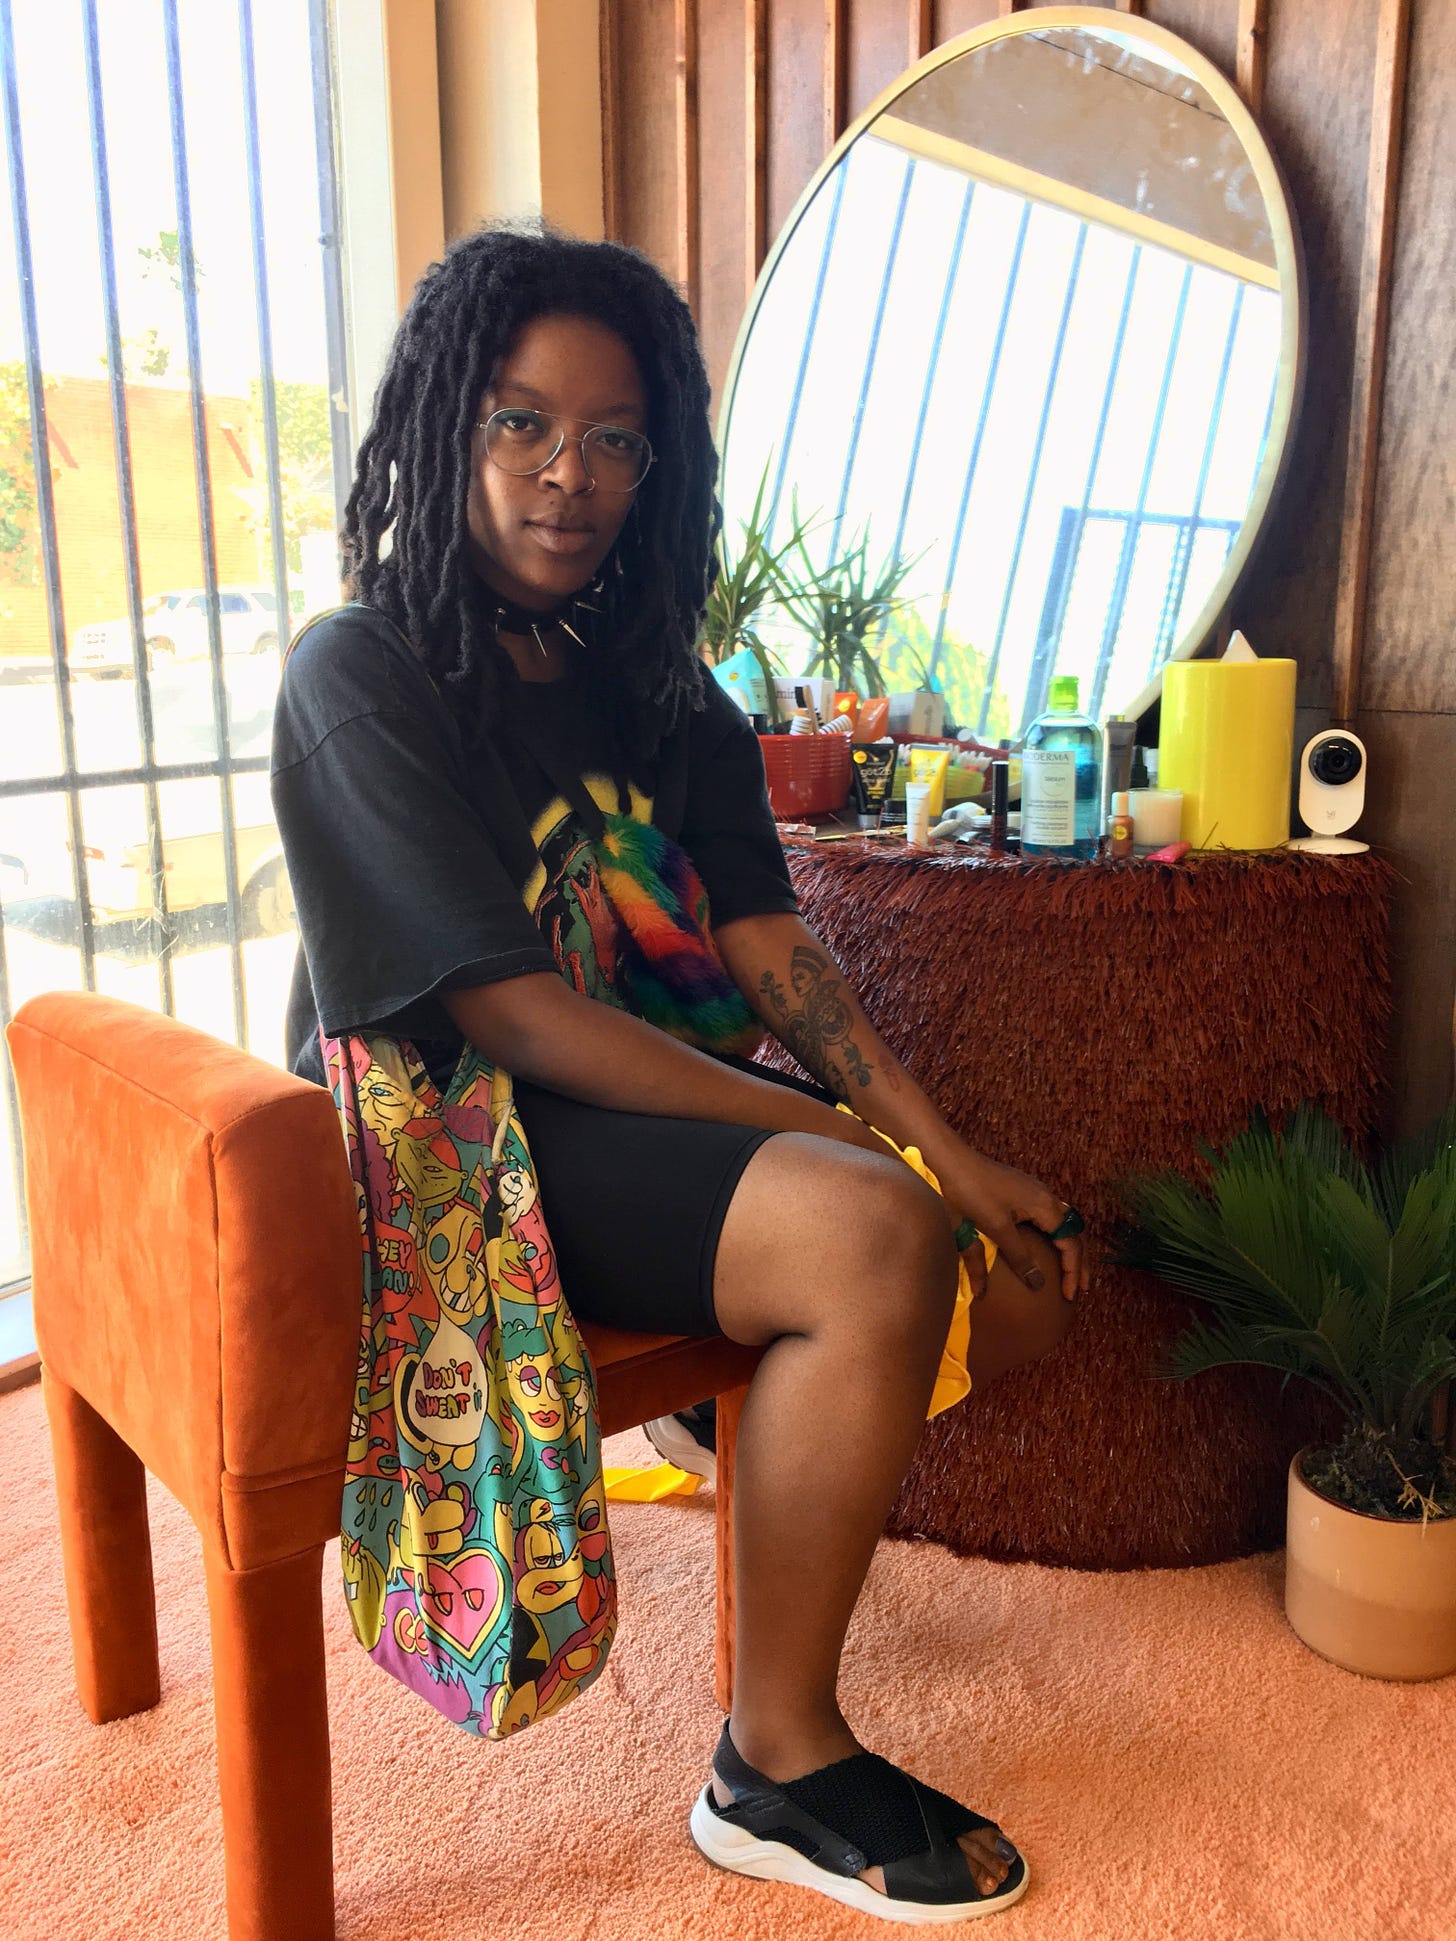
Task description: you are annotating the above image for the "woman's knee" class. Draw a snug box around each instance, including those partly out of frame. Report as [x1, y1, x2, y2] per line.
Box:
[851, 1152, 960, 1331]
[712, 1133, 958, 1346]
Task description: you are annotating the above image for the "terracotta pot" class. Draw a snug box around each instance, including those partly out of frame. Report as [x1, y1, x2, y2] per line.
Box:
[1284, 1447, 1456, 1681]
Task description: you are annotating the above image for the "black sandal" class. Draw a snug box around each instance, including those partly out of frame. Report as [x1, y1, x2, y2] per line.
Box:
[688, 1720, 1029, 1923]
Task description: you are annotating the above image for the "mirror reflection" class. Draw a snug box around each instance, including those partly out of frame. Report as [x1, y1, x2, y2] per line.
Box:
[721, 22, 1294, 735]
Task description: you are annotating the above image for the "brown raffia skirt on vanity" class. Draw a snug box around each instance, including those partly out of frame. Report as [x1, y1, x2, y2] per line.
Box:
[761, 840, 1396, 1571]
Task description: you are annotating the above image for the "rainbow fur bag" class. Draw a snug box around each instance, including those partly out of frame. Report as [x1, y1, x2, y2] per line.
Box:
[321, 1026, 618, 1740]
[511, 712, 764, 1059]
[590, 810, 763, 1057]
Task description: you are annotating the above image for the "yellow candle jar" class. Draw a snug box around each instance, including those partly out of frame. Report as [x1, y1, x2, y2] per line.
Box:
[1159, 649, 1296, 851]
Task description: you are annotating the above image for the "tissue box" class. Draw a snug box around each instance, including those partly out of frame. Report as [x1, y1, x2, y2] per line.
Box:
[887, 691, 945, 737]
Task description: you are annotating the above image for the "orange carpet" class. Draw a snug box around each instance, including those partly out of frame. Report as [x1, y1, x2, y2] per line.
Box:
[1, 1378, 1452, 1941]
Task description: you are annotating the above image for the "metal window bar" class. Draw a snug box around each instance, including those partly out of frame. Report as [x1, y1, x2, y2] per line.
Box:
[1086, 262, 1193, 721]
[927, 198, 1032, 679]
[1147, 281, 1246, 686]
[767, 160, 849, 538]
[825, 154, 915, 569]
[81, 0, 174, 1019]
[1026, 506, 1241, 711]
[1019, 246, 1141, 728]
[0, 0, 98, 1257]
[1153, 523, 1195, 668]
[309, 0, 354, 541]
[0, 758, 271, 803]
[889, 177, 974, 566]
[0, 5, 348, 1293]
[0, 0, 97, 986]
[162, 0, 248, 1051]
[976, 221, 1088, 735]
[238, 0, 292, 659]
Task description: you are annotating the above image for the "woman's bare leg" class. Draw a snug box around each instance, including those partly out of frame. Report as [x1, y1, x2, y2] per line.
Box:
[705, 1132, 1068, 1898]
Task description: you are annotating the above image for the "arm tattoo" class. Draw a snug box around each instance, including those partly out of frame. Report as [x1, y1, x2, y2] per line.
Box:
[758, 944, 873, 1101]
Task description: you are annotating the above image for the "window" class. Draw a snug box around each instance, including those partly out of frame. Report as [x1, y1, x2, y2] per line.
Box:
[0, 0, 353, 1294]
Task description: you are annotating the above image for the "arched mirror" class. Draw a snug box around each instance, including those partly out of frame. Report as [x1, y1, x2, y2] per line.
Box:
[718, 5, 1305, 737]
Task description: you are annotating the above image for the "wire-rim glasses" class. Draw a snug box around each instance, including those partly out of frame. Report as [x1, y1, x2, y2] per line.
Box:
[475, 408, 654, 492]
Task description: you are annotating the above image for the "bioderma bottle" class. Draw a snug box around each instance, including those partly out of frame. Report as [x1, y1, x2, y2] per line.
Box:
[1021, 675, 1101, 860]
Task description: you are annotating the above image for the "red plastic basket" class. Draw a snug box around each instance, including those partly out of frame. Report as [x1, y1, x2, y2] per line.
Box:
[757, 732, 853, 818]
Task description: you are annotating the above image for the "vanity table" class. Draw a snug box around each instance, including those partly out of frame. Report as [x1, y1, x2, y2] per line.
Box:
[711, 7, 1382, 1568]
[760, 836, 1397, 1569]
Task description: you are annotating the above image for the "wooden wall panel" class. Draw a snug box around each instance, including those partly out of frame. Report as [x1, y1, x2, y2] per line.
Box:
[844, 0, 923, 123]
[925, 1, 1000, 50]
[1360, 0, 1456, 714]
[608, 0, 679, 284]
[1359, 711, 1456, 1132]
[1228, 0, 1377, 713]
[696, 1, 750, 406]
[1139, 0, 1234, 72]
[765, 0, 830, 242]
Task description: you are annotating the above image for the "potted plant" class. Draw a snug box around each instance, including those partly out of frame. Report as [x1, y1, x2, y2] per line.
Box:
[1117, 1103, 1456, 1681]
[702, 463, 827, 724]
[777, 519, 922, 702]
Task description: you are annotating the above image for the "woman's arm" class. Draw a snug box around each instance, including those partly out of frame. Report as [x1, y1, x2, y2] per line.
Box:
[440, 972, 888, 1158]
[714, 910, 1087, 1301]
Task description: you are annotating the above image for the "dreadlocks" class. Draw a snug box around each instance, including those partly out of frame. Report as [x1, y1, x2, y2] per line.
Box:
[340, 221, 721, 775]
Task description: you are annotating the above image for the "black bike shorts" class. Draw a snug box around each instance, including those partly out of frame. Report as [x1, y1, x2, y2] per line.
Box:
[512, 1051, 837, 1340]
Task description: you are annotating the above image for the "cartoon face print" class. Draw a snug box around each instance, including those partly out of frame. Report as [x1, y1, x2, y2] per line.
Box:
[573, 1473, 610, 1564]
[355, 1066, 419, 1150]
[340, 1529, 388, 1651]
[497, 1163, 538, 1223]
[507, 1349, 566, 1442]
[419, 1200, 489, 1318]
[393, 1126, 465, 1211]
[517, 1498, 585, 1613]
[531, 810, 623, 1005]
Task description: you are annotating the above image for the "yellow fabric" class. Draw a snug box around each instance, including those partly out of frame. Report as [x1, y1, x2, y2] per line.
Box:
[601, 1462, 704, 1500]
[602, 1110, 988, 1501]
[855, 1112, 992, 1422]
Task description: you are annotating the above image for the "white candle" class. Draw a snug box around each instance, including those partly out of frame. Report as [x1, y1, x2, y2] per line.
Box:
[1128, 788, 1184, 850]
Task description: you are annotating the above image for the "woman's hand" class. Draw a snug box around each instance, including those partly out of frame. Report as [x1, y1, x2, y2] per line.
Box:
[929, 1144, 1087, 1304]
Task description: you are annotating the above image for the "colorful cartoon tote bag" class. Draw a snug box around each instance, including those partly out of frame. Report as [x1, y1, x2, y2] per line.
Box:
[321, 1026, 617, 1740]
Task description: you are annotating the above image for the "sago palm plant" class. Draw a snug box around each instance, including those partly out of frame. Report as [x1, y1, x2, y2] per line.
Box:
[1117, 1103, 1456, 1523]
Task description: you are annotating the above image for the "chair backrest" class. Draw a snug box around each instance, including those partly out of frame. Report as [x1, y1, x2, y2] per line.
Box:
[7, 992, 360, 1563]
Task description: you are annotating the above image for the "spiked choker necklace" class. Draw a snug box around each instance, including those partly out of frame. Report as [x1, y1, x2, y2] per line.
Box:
[482, 581, 605, 657]
[486, 590, 576, 635]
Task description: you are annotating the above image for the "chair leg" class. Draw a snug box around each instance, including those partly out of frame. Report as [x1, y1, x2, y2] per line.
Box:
[42, 1368, 161, 1723]
[204, 1544, 336, 1941]
[714, 1381, 748, 1715]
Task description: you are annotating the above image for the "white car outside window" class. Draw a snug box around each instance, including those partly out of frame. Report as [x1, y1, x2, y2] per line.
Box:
[69, 586, 282, 673]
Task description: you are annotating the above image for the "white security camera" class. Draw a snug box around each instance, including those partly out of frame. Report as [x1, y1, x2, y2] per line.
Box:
[1287, 729, 1369, 855]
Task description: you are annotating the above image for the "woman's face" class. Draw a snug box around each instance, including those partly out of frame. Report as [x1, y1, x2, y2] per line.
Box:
[466, 313, 648, 615]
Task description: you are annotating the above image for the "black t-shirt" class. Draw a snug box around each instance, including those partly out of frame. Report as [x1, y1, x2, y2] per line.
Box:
[269, 601, 798, 1092]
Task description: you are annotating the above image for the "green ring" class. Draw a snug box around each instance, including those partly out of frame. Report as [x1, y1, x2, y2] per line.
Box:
[1045, 1206, 1086, 1242]
[953, 1218, 979, 1252]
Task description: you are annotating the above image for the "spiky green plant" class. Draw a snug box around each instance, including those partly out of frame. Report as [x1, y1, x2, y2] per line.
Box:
[777, 519, 924, 701]
[702, 462, 830, 722]
[1116, 1103, 1456, 1521]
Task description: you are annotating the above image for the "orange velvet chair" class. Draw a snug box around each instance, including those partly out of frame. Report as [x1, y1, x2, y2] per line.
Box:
[7, 990, 763, 1941]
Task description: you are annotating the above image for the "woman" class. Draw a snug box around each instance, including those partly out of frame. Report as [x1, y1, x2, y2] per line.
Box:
[271, 222, 1086, 1924]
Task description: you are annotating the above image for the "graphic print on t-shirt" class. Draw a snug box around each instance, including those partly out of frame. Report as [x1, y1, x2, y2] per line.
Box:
[525, 773, 652, 1007]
